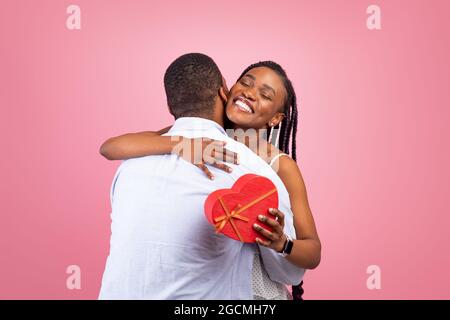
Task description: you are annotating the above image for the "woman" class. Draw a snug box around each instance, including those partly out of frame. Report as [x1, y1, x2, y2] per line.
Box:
[100, 61, 321, 300]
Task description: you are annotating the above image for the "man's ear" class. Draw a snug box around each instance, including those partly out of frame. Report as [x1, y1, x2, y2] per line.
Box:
[219, 76, 229, 103]
[219, 86, 228, 103]
[167, 105, 175, 117]
[221, 76, 228, 93]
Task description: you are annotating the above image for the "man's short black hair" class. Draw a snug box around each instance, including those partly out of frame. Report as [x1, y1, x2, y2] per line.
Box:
[164, 53, 222, 119]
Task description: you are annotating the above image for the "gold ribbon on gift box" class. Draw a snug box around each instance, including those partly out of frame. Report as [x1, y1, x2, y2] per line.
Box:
[214, 188, 277, 242]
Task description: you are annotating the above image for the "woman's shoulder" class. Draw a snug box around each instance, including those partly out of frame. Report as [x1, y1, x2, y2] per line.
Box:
[274, 154, 299, 175]
[269, 151, 304, 186]
[267, 144, 297, 171]
[269, 152, 292, 167]
[275, 155, 307, 197]
[253, 140, 298, 174]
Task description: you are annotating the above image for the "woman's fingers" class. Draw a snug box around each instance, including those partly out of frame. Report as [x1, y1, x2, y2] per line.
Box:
[211, 161, 233, 173]
[254, 208, 288, 252]
[186, 138, 239, 179]
[211, 140, 227, 147]
[268, 208, 285, 227]
[253, 223, 279, 241]
[224, 150, 239, 165]
[254, 223, 286, 253]
[211, 147, 239, 165]
[255, 237, 272, 247]
[202, 139, 239, 165]
[257, 214, 283, 234]
[195, 163, 215, 180]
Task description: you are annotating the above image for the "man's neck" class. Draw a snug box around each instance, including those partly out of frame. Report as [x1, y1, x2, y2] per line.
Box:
[169, 117, 227, 136]
[205, 117, 224, 129]
[210, 99, 225, 128]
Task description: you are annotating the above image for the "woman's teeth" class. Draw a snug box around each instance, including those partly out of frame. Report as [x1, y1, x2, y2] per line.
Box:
[235, 100, 253, 113]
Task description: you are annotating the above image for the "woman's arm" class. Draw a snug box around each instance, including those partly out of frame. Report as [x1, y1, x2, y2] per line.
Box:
[253, 155, 322, 269]
[276, 156, 321, 269]
[99, 126, 173, 160]
[99, 126, 239, 178]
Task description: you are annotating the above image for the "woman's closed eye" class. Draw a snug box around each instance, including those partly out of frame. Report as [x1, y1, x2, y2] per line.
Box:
[261, 92, 272, 100]
[240, 80, 250, 87]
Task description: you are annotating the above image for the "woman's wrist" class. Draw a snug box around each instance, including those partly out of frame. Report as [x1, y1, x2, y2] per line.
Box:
[167, 136, 184, 155]
[275, 234, 288, 253]
[277, 234, 294, 257]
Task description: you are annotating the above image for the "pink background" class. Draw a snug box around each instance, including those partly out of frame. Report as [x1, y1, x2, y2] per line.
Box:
[1, 0, 449, 299]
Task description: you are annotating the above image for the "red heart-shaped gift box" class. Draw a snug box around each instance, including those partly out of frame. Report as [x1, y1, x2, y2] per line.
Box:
[204, 174, 278, 243]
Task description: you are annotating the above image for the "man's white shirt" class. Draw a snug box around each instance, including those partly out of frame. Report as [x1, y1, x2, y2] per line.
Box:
[99, 117, 305, 299]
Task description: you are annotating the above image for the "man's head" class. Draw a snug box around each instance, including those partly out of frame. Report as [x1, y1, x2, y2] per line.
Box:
[164, 53, 227, 122]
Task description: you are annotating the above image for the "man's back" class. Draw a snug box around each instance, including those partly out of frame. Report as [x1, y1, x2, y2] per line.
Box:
[99, 117, 303, 299]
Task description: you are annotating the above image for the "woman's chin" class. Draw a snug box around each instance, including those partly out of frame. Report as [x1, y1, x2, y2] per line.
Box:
[226, 107, 256, 129]
[227, 115, 254, 129]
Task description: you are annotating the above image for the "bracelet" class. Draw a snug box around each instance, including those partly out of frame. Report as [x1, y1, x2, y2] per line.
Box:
[279, 234, 294, 257]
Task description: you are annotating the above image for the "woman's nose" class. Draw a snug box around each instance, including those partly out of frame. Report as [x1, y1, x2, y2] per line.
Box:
[242, 89, 256, 101]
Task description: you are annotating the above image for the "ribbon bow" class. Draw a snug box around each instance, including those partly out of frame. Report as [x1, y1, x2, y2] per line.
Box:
[213, 188, 277, 242]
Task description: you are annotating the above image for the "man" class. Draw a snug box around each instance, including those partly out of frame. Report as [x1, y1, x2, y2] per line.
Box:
[99, 53, 304, 299]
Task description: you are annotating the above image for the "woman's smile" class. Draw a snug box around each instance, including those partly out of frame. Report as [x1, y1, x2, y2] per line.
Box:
[233, 96, 255, 114]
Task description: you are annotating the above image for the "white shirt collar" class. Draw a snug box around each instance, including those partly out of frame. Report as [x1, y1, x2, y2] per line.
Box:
[169, 117, 226, 136]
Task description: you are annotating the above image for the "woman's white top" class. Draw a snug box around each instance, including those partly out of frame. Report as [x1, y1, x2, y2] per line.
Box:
[252, 153, 293, 300]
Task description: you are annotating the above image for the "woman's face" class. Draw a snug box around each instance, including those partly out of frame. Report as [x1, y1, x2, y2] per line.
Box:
[226, 66, 287, 130]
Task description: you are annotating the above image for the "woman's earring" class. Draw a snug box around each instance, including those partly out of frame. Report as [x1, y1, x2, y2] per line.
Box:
[268, 122, 274, 143]
[268, 121, 281, 148]
[274, 122, 282, 148]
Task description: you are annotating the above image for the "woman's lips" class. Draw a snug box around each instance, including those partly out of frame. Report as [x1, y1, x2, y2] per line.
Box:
[233, 96, 254, 114]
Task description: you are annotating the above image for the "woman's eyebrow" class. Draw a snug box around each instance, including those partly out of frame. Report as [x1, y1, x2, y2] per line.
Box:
[244, 74, 276, 95]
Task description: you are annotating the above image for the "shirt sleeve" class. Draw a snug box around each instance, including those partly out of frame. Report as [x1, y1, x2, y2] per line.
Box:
[257, 201, 305, 286]
[110, 165, 122, 208]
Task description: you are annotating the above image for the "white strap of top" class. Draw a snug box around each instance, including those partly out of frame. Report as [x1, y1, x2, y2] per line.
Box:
[269, 153, 290, 167]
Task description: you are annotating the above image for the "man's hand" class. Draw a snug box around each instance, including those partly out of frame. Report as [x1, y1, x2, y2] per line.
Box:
[253, 208, 287, 253]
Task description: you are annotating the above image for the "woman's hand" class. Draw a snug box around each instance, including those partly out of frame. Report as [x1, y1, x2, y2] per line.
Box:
[253, 208, 288, 253]
[171, 137, 239, 180]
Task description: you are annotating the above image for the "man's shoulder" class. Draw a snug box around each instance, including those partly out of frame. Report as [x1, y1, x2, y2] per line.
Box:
[222, 137, 265, 162]
[117, 154, 176, 173]
[224, 138, 292, 205]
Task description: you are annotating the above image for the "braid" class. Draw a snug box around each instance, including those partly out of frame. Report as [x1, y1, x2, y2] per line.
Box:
[238, 61, 299, 162]
[291, 94, 298, 162]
